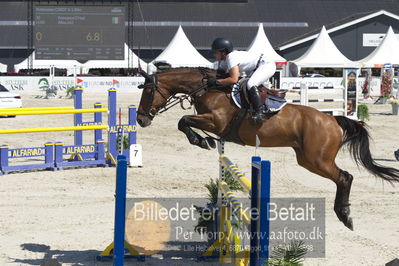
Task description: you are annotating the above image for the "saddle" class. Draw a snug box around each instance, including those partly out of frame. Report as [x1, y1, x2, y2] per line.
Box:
[224, 79, 288, 145]
[237, 79, 287, 110]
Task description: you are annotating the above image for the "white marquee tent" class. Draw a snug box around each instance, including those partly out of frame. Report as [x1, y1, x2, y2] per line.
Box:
[151, 26, 213, 68]
[247, 23, 287, 64]
[0, 62, 6, 72]
[356, 26, 399, 67]
[293, 26, 358, 68]
[82, 44, 147, 73]
[14, 53, 81, 75]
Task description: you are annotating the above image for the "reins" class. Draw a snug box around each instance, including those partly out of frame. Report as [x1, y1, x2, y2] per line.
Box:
[138, 71, 210, 119]
[138, 69, 225, 142]
[158, 83, 208, 114]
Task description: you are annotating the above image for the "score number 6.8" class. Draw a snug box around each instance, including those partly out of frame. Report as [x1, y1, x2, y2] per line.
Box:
[86, 32, 101, 41]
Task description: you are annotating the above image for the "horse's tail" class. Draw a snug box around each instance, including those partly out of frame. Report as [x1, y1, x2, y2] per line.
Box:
[335, 116, 399, 183]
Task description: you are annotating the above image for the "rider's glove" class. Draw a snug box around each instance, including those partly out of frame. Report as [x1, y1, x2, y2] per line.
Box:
[207, 77, 219, 87]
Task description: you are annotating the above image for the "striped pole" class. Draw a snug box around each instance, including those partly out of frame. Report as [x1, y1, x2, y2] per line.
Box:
[218, 181, 251, 226]
[219, 154, 251, 193]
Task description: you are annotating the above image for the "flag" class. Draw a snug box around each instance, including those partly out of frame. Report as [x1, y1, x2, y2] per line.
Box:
[112, 79, 119, 85]
[255, 135, 260, 148]
[112, 17, 119, 24]
[77, 78, 83, 84]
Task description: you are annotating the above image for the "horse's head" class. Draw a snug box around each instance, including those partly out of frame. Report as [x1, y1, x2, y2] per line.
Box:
[136, 70, 169, 127]
[136, 67, 214, 127]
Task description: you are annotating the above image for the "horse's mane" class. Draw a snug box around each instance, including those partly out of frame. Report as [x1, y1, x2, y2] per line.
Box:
[155, 67, 230, 92]
[156, 67, 215, 75]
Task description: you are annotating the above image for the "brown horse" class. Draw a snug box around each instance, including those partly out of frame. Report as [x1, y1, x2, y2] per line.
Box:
[136, 67, 399, 230]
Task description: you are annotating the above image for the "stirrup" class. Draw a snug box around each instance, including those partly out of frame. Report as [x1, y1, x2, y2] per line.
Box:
[251, 112, 266, 122]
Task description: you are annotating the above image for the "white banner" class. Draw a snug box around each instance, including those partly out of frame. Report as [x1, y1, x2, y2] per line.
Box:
[363, 33, 399, 47]
[0, 76, 145, 95]
[280, 77, 344, 90]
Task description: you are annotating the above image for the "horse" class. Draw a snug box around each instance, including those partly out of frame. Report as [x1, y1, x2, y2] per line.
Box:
[136, 67, 399, 230]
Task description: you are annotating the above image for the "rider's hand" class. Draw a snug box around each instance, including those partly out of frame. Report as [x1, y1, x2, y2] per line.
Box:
[216, 68, 229, 79]
[207, 77, 219, 87]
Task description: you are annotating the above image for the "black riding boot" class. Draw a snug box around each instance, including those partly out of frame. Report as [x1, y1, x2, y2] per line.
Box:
[248, 86, 266, 122]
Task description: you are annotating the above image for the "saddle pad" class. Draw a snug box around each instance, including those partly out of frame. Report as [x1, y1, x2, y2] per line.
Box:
[232, 84, 243, 108]
[231, 85, 287, 113]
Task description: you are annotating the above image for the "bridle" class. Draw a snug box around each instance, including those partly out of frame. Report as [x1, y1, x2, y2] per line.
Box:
[137, 72, 209, 121]
[137, 74, 167, 120]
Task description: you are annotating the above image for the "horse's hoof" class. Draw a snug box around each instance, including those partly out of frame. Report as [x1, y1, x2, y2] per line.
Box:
[205, 137, 216, 149]
[344, 217, 354, 231]
[189, 137, 200, 146]
[200, 139, 211, 150]
[335, 204, 353, 230]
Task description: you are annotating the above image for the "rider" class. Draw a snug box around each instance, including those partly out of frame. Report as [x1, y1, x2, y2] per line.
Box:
[208, 37, 276, 122]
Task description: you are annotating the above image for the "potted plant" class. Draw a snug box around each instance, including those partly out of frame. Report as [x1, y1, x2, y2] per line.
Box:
[357, 104, 370, 121]
[389, 99, 399, 115]
[194, 171, 244, 243]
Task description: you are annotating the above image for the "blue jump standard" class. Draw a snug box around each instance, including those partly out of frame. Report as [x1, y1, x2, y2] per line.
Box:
[0, 88, 137, 175]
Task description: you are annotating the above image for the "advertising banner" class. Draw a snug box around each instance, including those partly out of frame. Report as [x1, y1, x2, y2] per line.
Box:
[344, 69, 358, 117]
[0, 76, 145, 95]
[380, 64, 393, 98]
[280, 77, 343, 91]
[361, 68, 372, 98]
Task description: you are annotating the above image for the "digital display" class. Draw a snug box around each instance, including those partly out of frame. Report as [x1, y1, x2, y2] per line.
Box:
[34, 6, 125, 61]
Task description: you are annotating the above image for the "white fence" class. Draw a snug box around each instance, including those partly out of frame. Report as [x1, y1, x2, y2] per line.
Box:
[281, 77, 398, 97]
[280, 77, 343, 91]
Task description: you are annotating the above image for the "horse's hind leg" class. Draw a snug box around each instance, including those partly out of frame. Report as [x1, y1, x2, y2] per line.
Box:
[334, 170, 353, 230]
[294, 148, 354, 230]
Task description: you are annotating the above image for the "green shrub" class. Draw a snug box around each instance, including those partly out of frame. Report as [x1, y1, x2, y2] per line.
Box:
[269, 240, 308, 266]
[357, 104, 369, 121]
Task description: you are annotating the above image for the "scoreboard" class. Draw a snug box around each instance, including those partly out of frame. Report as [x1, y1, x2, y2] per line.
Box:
[34, 6, 125, 61]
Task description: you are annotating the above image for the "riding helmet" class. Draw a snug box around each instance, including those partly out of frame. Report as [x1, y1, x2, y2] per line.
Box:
[211, 38, 233, 54]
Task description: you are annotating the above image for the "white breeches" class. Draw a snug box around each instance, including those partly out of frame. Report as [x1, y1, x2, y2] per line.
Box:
[247, 60, 276, 89]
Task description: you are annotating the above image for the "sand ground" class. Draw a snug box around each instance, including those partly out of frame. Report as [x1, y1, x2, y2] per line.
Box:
[0, 90, 398, 266]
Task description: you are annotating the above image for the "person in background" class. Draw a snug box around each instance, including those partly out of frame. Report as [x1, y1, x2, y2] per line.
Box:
[207, 37, 276, 123]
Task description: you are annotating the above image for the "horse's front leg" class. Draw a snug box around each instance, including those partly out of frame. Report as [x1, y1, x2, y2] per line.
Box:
[178, 114, 217, 150]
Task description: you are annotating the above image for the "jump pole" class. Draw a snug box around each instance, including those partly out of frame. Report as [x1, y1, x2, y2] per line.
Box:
[0, 106, 74, 112]
[0, 87, 139, 174]
[0, 125, 107, 134]
[0, 108, 106, 116]
[107, 89, 137, 165]
[72, 88, 137, 166]
[251, 156, 271, 265]
[74, 88, 84, 147]
[96, 155, 145, 264]
[201, 143, 271, 265]
[114, 155, 127, 266]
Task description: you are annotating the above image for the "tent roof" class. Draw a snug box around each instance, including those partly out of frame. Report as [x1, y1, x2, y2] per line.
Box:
[82, 44, 147, 71]
[292, 26, 359, 68]
[14, 53, 81, 72]
[152, 26, 213, 68]
[247, 24, 286, 63]
[356, 26, 399, 67]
